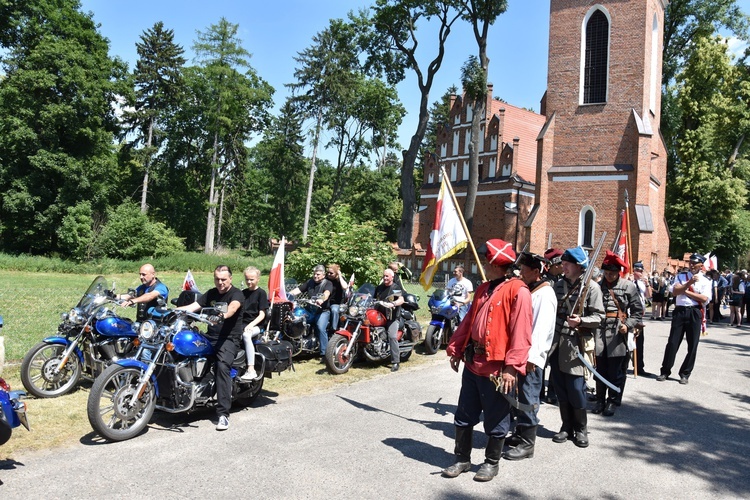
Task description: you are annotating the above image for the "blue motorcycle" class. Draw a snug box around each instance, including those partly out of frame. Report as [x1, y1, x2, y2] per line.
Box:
[423, 287, 464, 355]
[21, 276, 138, 398]
[87, 305, 292, 442]
[1, 317, 30, 445]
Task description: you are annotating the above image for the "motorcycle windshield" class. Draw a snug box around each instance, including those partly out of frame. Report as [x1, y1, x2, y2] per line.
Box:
[350, 293, 374, 309]
[76, 276, 110, 314]
[432, 289, 448, 302]
[356, 283, 376, 296]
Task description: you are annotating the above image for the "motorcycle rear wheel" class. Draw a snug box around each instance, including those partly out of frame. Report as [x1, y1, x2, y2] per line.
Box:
[325, 333, 356, 375]
[87, 364, 155, 442]
[423, 325, 442, 355]
[235, 377, 264, 407]
[21, 342, 82, 398]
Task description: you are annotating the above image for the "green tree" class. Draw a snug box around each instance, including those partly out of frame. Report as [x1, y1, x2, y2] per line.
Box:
[423, 85, 457, 160]
[666, 33, 750, 258]
[123, 21, 186, 213]
[0, 0, 127, 254]
[359, 0, 468, 249]
[458, 0, 507, 231]
[286, 204, 394, 286]
[192, 18, 274, 253]
[57, 201, 96, 261]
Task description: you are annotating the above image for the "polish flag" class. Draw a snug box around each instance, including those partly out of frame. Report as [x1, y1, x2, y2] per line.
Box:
[346, 273, 355, 300]
[268, 237, 287, 301]
[419, 177, 468, 290]
[616, 210, 630, 278]
[182, 269, 200, 292]
[703, 252, 717, 272]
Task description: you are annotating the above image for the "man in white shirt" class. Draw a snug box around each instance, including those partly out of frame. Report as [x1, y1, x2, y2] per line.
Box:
[657, 253, 713, 385]
[447, 265, 474, 321]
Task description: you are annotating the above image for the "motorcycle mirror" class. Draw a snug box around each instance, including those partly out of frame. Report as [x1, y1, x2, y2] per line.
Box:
[213, 302, 228, 314]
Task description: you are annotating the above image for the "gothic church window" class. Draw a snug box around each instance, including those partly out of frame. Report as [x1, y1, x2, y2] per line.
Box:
[582, 8, 609, 104]
[579, 206, 596, 248]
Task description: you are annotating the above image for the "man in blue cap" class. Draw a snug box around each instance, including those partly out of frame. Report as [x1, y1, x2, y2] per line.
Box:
[657, 253, 712, 384]
[548, 246, 604, 448]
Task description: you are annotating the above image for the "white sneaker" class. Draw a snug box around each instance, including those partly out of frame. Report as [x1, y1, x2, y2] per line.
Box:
[240, 370, 257, 381]
[216, 415, 229, 431]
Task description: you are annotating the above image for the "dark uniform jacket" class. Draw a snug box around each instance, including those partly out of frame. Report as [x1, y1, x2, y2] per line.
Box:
[596, 278, 643, 358]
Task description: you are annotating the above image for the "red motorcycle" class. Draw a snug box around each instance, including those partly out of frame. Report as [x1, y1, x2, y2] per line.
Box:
[324, 284, 418, 374]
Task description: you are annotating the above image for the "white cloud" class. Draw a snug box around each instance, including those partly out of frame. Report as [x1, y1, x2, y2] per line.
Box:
[727, 36, 748, 60]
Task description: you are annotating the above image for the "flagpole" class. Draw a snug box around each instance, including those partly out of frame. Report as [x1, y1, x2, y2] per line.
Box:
[439, 166, 487, 282]
[624, 190, 634, 273]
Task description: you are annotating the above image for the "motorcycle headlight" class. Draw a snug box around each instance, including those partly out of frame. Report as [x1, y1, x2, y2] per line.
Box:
[139, 320, 157, 340]
[348, 305, 359, 316]
[64, 308, 82, 324]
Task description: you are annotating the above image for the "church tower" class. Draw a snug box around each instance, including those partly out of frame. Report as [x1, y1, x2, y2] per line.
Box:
[529, 0, 670, 272]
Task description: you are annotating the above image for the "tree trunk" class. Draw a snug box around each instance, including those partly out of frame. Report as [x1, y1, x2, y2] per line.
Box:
[463, 96, 484, 232]
[302, 109, 322, 243]
[140, 119, 154, 213]
[216, 181, 226, 248]
[204, 129, 219, 253]
[397, 91, 431, 249]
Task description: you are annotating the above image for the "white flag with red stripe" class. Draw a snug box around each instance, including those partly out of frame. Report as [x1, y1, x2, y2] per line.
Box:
[182, 269, 200, 293]
[420, 177, 468, 290]
[703, 252, 717, 271]
[268, 237, 288, 301]
[616, 210, 631, 278]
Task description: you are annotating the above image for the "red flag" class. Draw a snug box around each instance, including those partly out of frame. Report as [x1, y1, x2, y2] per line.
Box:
[703, 252, 717, 271]
[419, 177, 468, 290]
[182, 269, 200, 293]
[616, 210, 630, 278]
[268, 237, 287, 301]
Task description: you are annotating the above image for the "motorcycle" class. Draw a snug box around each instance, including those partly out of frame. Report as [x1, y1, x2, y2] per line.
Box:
[21, 276, 138, 398]
[87, 304, 293, 442]
[271, 296, 325, 357]
[423, 287, 465, 355]
[325, 284, 418, 374]
[1, 316, 31, 445]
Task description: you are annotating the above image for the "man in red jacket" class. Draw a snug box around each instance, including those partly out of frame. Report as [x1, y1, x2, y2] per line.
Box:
[442, 239, 533, 482]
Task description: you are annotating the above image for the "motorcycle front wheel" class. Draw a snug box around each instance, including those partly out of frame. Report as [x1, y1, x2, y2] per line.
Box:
[21, 342, 82, 398]
[0, 420, 11, 446]
[423, 325, 443, 355]
[87, 364, 155, 442]
[325, 333, 356, 375]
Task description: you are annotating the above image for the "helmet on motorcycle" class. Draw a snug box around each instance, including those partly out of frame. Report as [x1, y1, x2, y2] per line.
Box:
[284, 316, 307, 338]
[402, 293, 420, 311]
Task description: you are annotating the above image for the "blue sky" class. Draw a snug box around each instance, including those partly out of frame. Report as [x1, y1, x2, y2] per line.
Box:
[79, 0, 551, 159]
[79, 0, 748, 161]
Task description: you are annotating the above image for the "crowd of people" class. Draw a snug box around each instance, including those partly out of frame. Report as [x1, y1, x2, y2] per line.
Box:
[441, 239, 715, 482]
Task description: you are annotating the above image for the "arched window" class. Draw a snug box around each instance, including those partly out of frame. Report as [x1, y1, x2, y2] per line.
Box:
[581, 8, 610, 104]
[579, 206, 596, 248]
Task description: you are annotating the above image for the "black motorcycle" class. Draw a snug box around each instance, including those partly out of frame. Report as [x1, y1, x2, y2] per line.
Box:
[87, 304, 293, 442]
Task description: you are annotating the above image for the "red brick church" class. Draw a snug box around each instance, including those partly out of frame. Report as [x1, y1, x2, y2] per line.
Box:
[409, 0, 670, 282]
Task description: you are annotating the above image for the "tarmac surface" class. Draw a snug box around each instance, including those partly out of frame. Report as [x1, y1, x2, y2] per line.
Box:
[1, 315, 749, 499]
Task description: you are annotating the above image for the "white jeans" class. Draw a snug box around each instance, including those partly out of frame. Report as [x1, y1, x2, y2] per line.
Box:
[242, 325, 261, 366]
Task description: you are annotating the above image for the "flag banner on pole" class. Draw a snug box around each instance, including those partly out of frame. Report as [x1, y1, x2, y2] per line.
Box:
[616, 210, 630, 278]
[346, 273, 355, 301]
[182, 269, 200, 293]
[268, 237, 288, 301]
[703, 252, 717, 272]
[419, 177, 469, 290]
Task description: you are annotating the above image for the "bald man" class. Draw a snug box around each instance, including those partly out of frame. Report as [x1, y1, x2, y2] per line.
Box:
[120, 264, 169, 320]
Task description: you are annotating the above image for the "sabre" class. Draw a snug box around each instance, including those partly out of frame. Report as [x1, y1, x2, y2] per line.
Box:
[489, 374, 539, 412]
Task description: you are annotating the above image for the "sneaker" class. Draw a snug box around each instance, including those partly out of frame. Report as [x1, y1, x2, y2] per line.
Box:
[679, 377, 689, 385]
[656, 374, 667, 382]
[240, 370, 257, 381]
[216, 415, 229, 431]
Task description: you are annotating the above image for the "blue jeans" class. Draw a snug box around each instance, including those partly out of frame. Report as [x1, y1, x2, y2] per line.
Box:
[330, 304, 341, 331]
[516, 365, 543, 427]
[315, 309, 331, 356]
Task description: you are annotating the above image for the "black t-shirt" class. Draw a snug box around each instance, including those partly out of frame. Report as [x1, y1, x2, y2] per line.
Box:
[374, 282, 403, 321]
[327, 277, 345, 305]
[242, 287, 269, 327]
[197, 285, 245, 340]
[299, 278, 333, 309]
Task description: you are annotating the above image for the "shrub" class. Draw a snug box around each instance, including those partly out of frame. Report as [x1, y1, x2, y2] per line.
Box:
[286, 204, 394, 286]
[57, 201, 96, 261]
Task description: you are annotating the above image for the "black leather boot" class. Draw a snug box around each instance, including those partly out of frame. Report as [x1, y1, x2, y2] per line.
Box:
[474, 436, 504, 482]
[504, 426, 537, 461]
[442, 426, 473, 478]
[552, 401, 573, 443]
[572, 408, 589, 448]
[591, 399, 606, 414]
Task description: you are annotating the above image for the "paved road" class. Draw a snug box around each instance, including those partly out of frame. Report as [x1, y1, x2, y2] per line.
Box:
[1, 317, 749, 499]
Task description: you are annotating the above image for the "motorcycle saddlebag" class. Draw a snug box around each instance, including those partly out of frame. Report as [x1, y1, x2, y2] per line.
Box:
[256, 340, 294, 375]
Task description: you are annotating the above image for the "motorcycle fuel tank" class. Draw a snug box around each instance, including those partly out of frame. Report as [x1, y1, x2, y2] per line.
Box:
[172, 330, 214, 357]
[366, 309, 387, 327]
[96, 317, 137, 337]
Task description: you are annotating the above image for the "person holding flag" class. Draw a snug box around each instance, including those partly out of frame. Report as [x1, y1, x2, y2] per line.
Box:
[325, 264, 349, 331]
